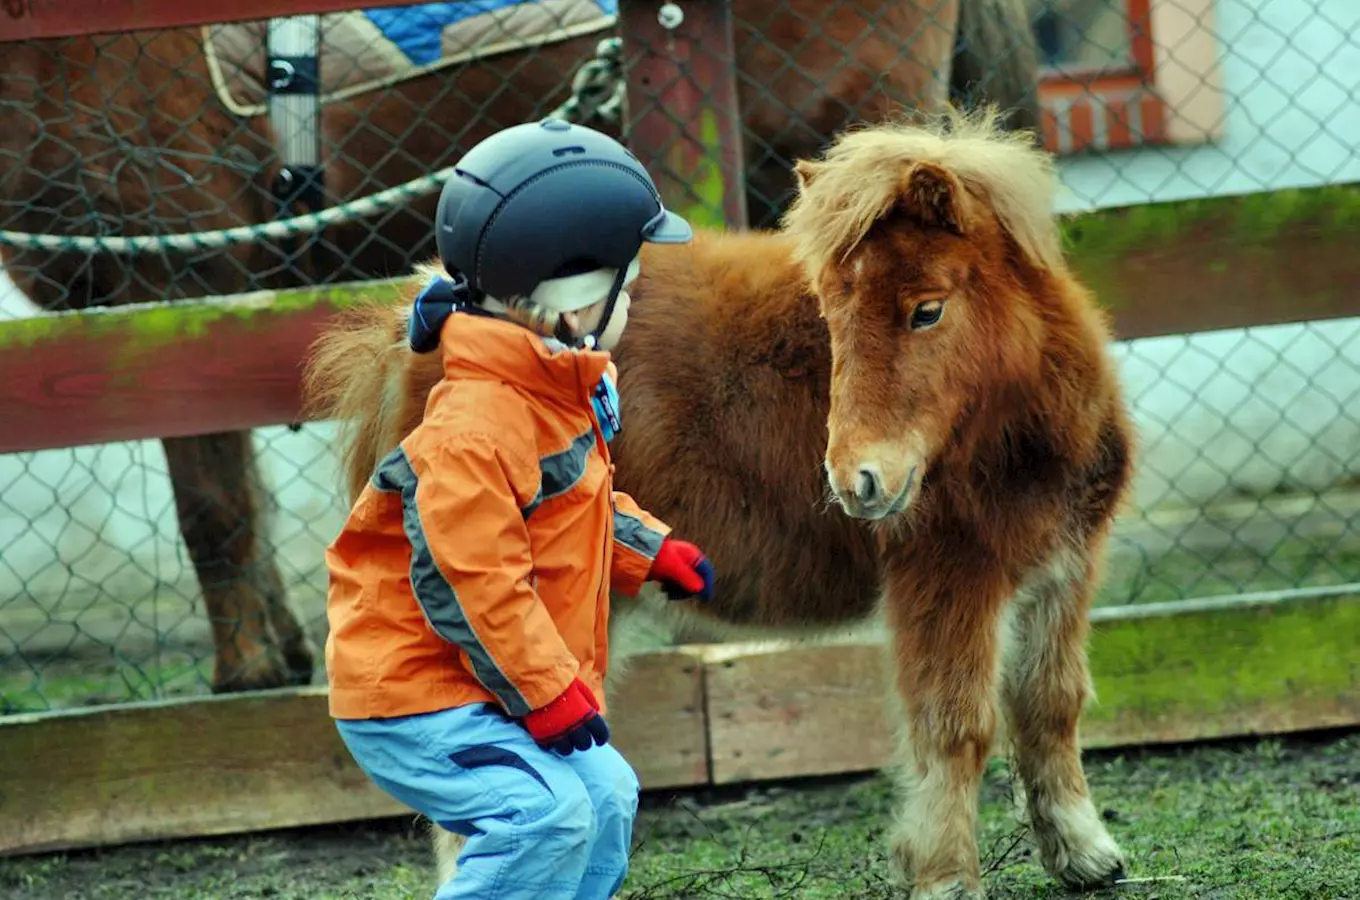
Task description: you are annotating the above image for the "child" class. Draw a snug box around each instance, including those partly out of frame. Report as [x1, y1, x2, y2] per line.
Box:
[323, 119, 715, 900]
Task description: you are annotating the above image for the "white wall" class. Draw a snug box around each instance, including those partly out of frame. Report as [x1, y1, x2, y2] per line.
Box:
[0, 0, 1357, 619]
[1054, 0, 1360, 213]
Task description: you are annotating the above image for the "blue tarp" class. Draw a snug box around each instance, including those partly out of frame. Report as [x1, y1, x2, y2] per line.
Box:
[363, 0, 617, 66]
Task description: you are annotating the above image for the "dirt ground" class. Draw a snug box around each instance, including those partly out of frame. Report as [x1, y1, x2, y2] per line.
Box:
[2, 729, 1355, 900]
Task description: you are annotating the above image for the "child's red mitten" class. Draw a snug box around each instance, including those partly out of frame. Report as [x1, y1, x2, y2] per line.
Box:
[649, 537, 715, 602]
[522, 678, 610, 755]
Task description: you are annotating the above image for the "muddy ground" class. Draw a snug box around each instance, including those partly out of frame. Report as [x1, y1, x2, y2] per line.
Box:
[2, 729, 1355, 900]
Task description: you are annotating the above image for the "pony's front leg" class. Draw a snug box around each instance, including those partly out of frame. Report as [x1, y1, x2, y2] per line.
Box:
[882, 562, 1008, 900]
[1000, 547, 1126, 890]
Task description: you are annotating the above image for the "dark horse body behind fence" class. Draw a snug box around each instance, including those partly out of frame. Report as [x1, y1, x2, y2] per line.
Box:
[0, 0, 1038, 692]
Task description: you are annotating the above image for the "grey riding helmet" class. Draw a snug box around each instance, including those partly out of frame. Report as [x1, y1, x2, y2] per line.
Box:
[433, 118, 692, 337]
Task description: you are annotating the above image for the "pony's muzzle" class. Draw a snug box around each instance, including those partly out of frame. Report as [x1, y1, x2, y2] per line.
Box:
[855, 466, 884, 508]
[826, 456, 918, 520]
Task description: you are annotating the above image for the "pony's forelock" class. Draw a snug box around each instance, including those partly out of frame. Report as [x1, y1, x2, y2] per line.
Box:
[780, 105, 1063, 277]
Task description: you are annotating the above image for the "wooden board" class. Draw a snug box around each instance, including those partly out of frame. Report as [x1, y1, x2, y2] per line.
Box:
[0, 687, 403, 856]
[0, 649, 706, 857]
[0, 282, 400, 455]
[1, 185, 1357, 454]
[608, 648, 711, 789]
[702, 590, 1360, 785]
[619, 0, 748, 229]
[1064, 182, 1360, 339]
[1, 595, 1355, 856]
[0, 0, 426, 43]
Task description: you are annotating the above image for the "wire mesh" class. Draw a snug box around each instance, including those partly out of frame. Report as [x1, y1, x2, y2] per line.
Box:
[0, 0, 1357, 713]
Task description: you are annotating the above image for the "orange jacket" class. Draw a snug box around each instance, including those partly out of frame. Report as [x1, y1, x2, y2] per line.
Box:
[324, 311, 671, 721]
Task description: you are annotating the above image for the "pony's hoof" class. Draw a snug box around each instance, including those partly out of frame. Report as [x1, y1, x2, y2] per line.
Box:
[1060, 859, 1126, 892]
[1031, 799, 1128, 890]
[911, 880, 984, 900]
[1049, 835, 1127, 891]
[211, 648, 293, 693]
[280, 638, 318, 685]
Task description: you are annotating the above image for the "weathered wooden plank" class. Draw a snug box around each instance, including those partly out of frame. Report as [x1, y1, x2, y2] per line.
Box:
[0, 0, 424, 43]
[0, 687, 403, 857]
[0, 649, 707, 857]
[1064, 182, 1360, 339]
[608, 647, 711, 789]
[702, 639, 894, 784]
[702, 590, 1360, 785]
[0, 282, 401, 455]
[619, 0, 748, 229]
[1, 185, 1356, 454]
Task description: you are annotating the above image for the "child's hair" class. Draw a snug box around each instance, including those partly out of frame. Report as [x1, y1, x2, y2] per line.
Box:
[411, 260, 574, 338]
[491, 294, 569, 337]
[414, 256, 640, 341]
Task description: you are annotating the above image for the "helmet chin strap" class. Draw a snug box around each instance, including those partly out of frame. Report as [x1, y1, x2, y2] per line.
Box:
[554, 263, 629, 351]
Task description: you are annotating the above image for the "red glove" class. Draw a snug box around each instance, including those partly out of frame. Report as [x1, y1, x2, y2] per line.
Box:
[649, 537, 715, 602]
[522, 678, 610, 755]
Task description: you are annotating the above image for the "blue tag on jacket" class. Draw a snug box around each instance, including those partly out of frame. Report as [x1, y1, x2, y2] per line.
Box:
[591, 372, 622, 443]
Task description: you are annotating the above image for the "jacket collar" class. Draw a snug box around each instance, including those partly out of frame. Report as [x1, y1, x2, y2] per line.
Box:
[437, 311, 612, 409]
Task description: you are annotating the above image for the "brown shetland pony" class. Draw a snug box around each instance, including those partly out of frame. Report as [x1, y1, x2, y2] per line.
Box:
[303, 107, 1135, 898]
[0, 0, 1038, 695]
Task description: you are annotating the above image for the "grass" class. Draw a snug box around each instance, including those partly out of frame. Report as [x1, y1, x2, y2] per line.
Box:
[2, 730, 1356, 900]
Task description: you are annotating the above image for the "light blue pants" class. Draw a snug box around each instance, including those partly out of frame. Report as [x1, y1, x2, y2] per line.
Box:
[335, 703, 640, 900]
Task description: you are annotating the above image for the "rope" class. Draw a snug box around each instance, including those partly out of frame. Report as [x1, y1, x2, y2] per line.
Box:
[0, 38, 625, 256]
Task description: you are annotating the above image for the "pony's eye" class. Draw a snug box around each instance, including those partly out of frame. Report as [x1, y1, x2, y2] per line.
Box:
[910, 299, 945, 330]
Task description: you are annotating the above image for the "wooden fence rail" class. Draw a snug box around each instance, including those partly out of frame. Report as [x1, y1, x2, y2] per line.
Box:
[1, 589, 1356, 856]
[3, 183, 1357, 456]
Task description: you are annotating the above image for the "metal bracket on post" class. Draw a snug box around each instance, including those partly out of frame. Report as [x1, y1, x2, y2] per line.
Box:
[618, 0, 748, 231]
[266, 15, 324, 217]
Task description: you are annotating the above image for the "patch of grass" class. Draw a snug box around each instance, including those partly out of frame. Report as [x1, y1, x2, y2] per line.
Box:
[2, 731, 1355, 899]
[0, 652, 213, 714]
[623, 731, 1360, 899]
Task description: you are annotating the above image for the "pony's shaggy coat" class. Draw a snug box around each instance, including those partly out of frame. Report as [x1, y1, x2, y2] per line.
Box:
[303, 108, 1135, 899]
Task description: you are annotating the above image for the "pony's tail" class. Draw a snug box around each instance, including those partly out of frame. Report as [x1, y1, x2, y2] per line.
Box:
[949, 0, 1041, 134]
[301, 275, 430, 504]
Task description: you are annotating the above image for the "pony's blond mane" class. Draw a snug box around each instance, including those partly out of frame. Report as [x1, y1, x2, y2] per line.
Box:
[781, 106, 1063, 276]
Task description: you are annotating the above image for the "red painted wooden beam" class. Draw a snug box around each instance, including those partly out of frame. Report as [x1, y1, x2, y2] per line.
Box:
[619, 0, 748, 230]
[0, 0, 421, 43]
[0, 283, 401, 455]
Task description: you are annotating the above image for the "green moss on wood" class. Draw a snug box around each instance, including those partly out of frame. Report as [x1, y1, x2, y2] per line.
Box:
[1084, 594, 1360, 732]
[0, 280, 410, 353]
[1061, 182, 1360, 311]
[1061, 182, 1360, 259]
[3, 183, 1356, 355]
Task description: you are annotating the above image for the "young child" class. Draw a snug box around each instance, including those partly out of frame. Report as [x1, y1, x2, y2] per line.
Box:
[323, 119, 715, 900]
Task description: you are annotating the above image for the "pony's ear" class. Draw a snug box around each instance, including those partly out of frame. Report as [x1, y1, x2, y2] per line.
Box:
[898, 161, 965, 235]
[793, 159, 824, 191]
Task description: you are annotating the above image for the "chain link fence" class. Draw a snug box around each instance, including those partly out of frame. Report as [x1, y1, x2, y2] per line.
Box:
[1, 0, 1357, 713]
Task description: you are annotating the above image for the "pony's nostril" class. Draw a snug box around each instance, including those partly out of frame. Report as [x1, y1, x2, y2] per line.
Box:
[856, 468, 881, 506]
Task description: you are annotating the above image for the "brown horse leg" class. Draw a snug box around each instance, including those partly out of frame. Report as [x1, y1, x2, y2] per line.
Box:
[999, 547, 1126, 890]
[881, 557, 1010, 900]
[162, 430, 315, 692]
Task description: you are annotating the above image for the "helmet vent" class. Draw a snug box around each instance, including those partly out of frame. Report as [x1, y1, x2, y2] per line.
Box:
[552, 145, 587, 157]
